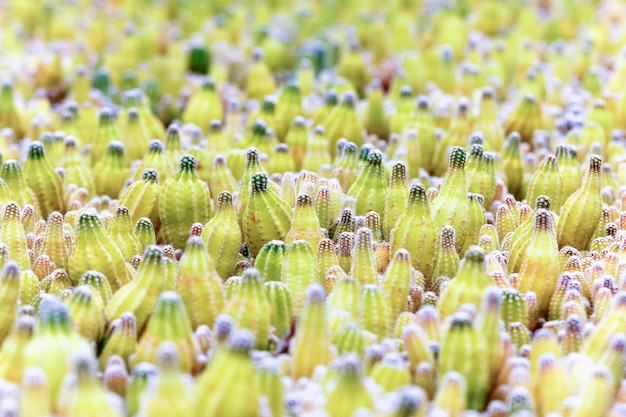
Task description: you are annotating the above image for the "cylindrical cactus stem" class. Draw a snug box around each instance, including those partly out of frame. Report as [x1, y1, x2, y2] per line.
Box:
[281, 240, 318, 314]
[201, 191, 242, 279]
[105, 245, 167, 331]
[291, 284, 330, 379]
[99, 312, 137, 370]
[243, 173, 292, 256]
[224, 268, 271, 350]
[350, 228, 378, 285]
[22, 141, 65, 217]
[557, 155, 603, 250]
[132, 291, 202, 374]
[390, 183, 439, 281]
[438, 312, 489, 411]
[176, 237, 225, 330]
[382, 248, 412, 319]
[265, 281, 293, 340]
[69, 212, 130, 290]
[160, 155, 212, 250]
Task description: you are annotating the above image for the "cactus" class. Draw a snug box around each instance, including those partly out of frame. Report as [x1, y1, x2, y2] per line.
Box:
[107, 206, 142, 261]
[133, 291, 201, 374]
[281, 240, 318, 313]
[69, 212, 130, 290]
[23, 296, 91, 411]
[291, 284, 330, 379]
[557, 155, 603, 250]
[139, 342, 195, 417]
[390, 183, 440, 280]
[22, 141, 65, 217]
[438, 246, 493, 318]
[325, 355, 374, 417]
[160, 155, 212, 250]
[195, 329, 260, 417]
[105, 246, 167, 330]
[347, 149, 387, 216]
[243, 173, 292, 256]
[176, 236, 225, 330]
[439, 312, 488, 410]
[118, 168, 161, 227]
[431, 147, 470, 254]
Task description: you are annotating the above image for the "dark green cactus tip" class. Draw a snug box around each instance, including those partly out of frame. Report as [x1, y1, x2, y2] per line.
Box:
[209, 119, 223, 133]
[252, 120, 268, 137]
[464, 245, 485, 264]
[261, 95, 276, 111]
[449, 146, 467, 169]
[99, 107, 115, 122]
[359, 144, 373, 162]
[202, 77, 216, 90]
[416, 95, 429, 111]
[469, 144, 484, 159]
[506, 132, 521, 144]
[450, 311, 473, 329]
[535, 195, 551, 210]
[391, 162, 407, 178]
[251, 173, 268, 192]
[342, 91, 357, 106]
[179, 154, 197, 171]
[408, 183, 427, 203]
[229, 329, 255, 354]
[1, 79, 13, 92]
[27, 142, 46, 159]
[107, 140, 125, 156]
[367, 149, 383, 165]
[136, 217, 154, 229]
[148, 140, 164, 153]
[399, 85, 413, 98]
[284, 81, 300, 93]
[141, 169, 159, 183]
[80, 270, 107, 283]
[325, 90, 339, 105]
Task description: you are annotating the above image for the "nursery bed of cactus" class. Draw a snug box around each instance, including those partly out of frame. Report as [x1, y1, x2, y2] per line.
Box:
[1, 0, 626, 415]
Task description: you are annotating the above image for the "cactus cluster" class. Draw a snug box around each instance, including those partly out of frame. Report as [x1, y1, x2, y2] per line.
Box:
[0, 0, 626, 416]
